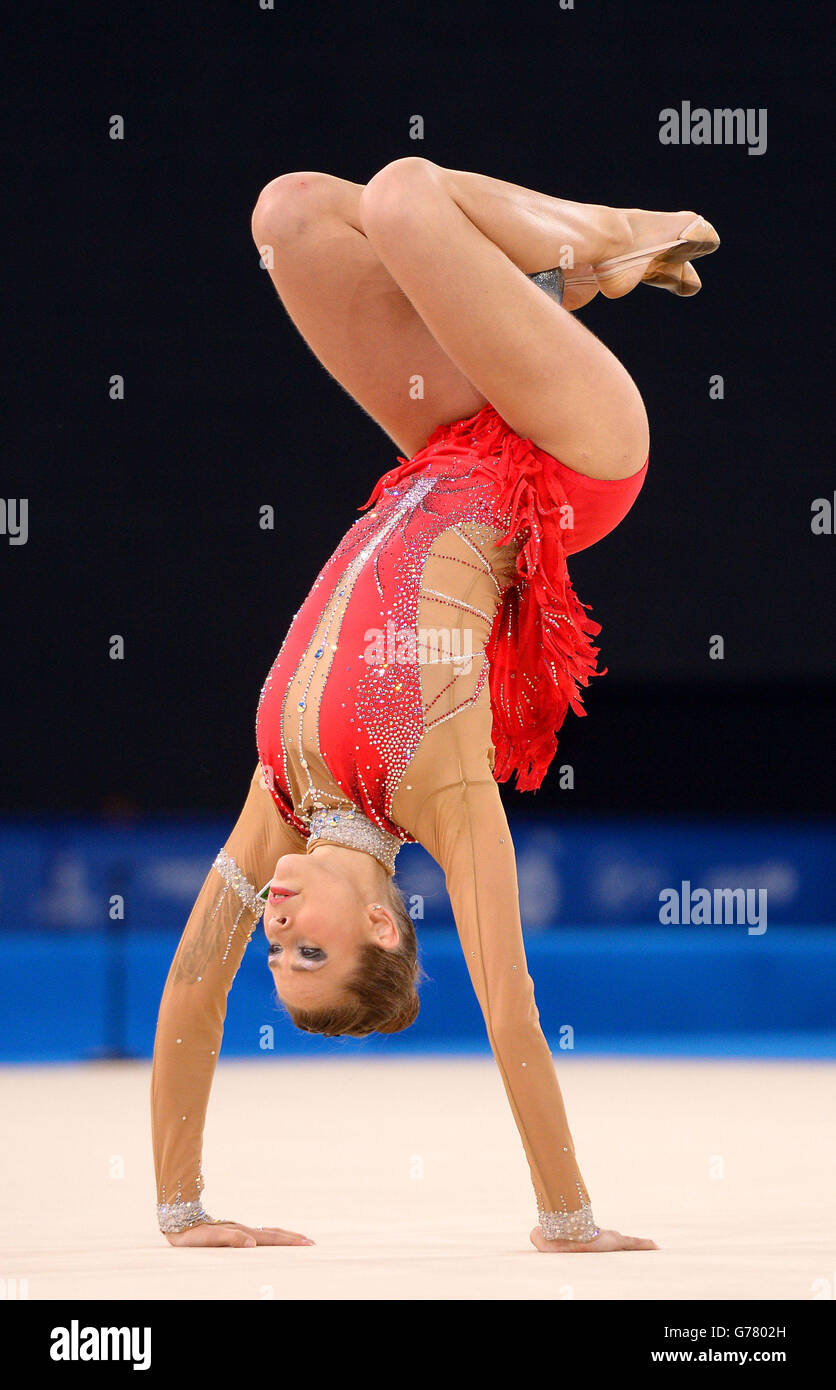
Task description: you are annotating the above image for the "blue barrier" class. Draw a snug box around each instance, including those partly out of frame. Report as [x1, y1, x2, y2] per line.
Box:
[1, 926, 834, 1063]
[1, 816, 834, 933]
[2, 817, 833, 1061]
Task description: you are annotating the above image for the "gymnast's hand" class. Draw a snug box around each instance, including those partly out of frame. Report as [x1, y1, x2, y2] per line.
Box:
[165, 1221, 315, 1248]
[529, 1226, 658, 1253]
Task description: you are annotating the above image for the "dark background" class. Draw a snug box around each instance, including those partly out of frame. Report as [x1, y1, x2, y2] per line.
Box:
[4, 0, 832, 818]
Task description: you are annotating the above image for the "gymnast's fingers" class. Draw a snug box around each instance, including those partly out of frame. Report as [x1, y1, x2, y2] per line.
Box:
[165, 1221, 315, 1248]
[621, 1235, 659, 1251]
[588, 1229, 660, 1252]
[242, 1225, 316, 1246]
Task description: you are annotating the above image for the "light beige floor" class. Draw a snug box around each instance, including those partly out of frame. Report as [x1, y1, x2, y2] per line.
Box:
[1, 1057, 833, 1301]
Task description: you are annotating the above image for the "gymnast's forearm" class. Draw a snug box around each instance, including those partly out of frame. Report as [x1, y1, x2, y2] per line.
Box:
[150, 765, 303, 1233]
[403, 770, 598, 1239]
[483, 994, 596, 1239]
[150, 859, 260, 1231]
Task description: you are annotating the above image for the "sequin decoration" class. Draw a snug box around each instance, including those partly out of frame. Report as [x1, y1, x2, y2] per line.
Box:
[536, 1177, 600, 1242]
[157, 1198, 213, 1234]
[307, 806, 400, 876]
[537, 1202, 601, 1243]
[527, 266, 565, 306]
[212, 849, 264, 919]
[256, 451, 510, 845]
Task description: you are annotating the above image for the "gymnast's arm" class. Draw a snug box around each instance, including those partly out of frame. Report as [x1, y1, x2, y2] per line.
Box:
[391, 712, 599, 1244]
[150, 764, 313, 1247]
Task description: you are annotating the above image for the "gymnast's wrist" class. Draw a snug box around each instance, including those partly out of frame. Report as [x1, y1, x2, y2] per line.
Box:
[157, 1197, 217, 1234]
[537, 1205, 600, 1243]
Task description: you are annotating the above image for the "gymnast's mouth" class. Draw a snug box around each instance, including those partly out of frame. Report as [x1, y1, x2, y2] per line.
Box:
[268, 886, 298, 900]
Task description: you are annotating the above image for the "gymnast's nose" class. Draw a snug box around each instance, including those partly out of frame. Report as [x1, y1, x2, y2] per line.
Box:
[264, 908, 293, 941]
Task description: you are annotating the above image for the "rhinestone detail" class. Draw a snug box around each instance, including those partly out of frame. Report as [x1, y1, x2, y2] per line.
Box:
[537, 1200, 600, 1243]
[212, 849, 264, 919]
[157, 1198, 213, 1234]
[307, 806, 400, 876]
[527, 266, 565, 306]
[255, 443, 508, 841]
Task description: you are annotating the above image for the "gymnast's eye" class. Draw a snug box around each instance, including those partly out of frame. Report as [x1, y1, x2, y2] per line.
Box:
[268, 943, 325, 962]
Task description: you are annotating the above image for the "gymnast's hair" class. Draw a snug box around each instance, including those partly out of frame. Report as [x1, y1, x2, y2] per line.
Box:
[282, 877, 424, 1037]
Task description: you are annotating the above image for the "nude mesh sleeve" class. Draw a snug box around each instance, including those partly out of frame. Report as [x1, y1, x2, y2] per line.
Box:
[150, 764, 305, 1232]
[391, 525, 599, 1241]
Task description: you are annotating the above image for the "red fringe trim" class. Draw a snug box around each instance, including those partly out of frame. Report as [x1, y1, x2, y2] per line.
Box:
[360, 406, 603, 793]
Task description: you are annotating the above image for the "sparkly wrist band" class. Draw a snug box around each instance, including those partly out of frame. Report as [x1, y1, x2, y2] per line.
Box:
[212, 849, 265, 918]
[538, 1203, 600, 1243]
[157, 1198, 215, 1234]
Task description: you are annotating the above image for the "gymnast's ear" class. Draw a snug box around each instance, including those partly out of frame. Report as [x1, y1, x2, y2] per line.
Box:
[367, 902, 401, 951]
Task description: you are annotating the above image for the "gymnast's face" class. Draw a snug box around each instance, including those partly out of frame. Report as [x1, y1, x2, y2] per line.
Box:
[263, 851, 399, 1009]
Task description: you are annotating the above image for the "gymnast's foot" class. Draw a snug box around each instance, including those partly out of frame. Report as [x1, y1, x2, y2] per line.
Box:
[563, 208, 718, 306]
[529, 1224, 659, 1252]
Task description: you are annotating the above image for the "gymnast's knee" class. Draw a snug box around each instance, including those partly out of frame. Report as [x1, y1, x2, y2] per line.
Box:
[360, 157, 442, 239]
[250, 170, 340, 249]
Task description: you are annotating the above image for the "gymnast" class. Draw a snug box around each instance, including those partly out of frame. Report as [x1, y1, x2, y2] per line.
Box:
[151, 158, 718, 1251]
